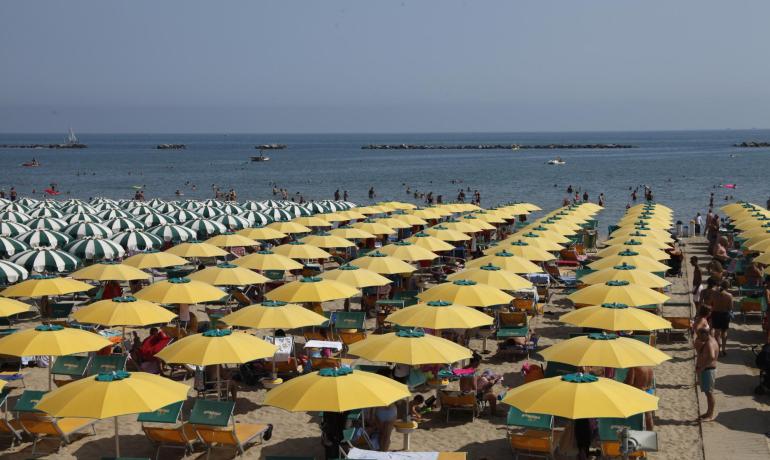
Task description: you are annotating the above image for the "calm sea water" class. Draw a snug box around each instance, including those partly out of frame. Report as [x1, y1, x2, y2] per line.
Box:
[1, 130, 769, 230]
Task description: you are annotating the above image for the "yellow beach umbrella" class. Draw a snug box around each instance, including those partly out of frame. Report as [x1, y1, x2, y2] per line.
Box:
[232, 250, 303, 271]
[0, 324, 112, 389]
[579, 263, 671, 289]
[135, 277, 224, 304]
[457, 215, 496, 231]
[424, 225, 471, 242]
[267, 221, 312, 234]
[539, 332, 671, 368]
[441, 220, 483, 234]
[754, 252, 770, 265]
[222, 300, 327, 329]
[272, 241, 332, 260]
[123, 251, 188, 269]
[156, 329, 277, 366]
[188, 263, 269, 286]
[72, 296, 177, 327]
[408, 208, 443, 220]
[405, 232, 455, 252]
[292, 216, 333, 228]
[503, 232, 564, 251]
[386, 300, 493, 329]
[466, 251, 543, 274]
[388, 212, 427, 226]
[472, 211, 506, 225]
[721, 201, 760, 216]
[588, 251, 669, 271]
[747, 238, 770, 252]
[266, 276, 359, 303]
[328, 226, 376, 240]
[319, 264, 391, 288]
[603, 236, 670, 250]
[609, 227, 673, 242]
[348, 329, 472, 365]
[236, 227, 287, 241]
[595, 244, 670, 261]
[0, 297, 29, 317]
[560, 303, 672, 331]
[264, 367, 409, 412]
[568, 280, 669, 306]
[373, 217, 412, 230]
[71, 262, 150, 282]
[447, 264, 533, 291]
[516, 226, 571, 244]
[349, 251, 416, 275]
[378, 201, 417, 211]
[503, 372, 659, 419]
[204, 233, 258, 248]
[1, 274, 93, 298]
[334, 209, 367, 221]
[740, 227, 770, 243]
[165, 241, 228, 258]
[36, 371, 189, 457]
[617, 216, 671, 229]
[351, 221, 396, 236]
[378, 241, 439, 262]
[356, 205, 389, 216]
[484, 240, 555, 261]
[418, 279, 513, 307]
[300, 233, 356, 249]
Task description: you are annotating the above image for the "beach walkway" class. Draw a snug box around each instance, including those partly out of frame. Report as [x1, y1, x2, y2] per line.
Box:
[685, 236, 770, 460]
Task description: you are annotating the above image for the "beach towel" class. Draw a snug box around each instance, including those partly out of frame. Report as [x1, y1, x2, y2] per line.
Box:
[347, 447, 439, 460]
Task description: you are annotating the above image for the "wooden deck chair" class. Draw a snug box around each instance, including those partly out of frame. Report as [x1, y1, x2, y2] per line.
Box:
[51, 355, 90, 387]
[188, 399, 270, 459]
[0, 387, 24, 446]
[138, 400, 198, 460]
[662, 316, 690, 342]
[338, 331, 367, 348]
[598, 414, 649, 458]
[496, 311, 529, 340]
[439, 391, 478, 422]
[507, 406, 558, 459]
[14, 390, 96, 456]
[89, 354, 128, 375]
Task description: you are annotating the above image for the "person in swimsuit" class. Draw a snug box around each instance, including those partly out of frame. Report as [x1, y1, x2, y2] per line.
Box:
[695, 328, 719, 421]
[711, 280, 733, 356]
[624, 366, 656, 429]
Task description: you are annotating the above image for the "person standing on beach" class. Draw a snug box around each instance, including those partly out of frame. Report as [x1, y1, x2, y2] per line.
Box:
[343, 190, 348, 201]
[691, 256, 702, 297]
[582, 190, 588, 202]
[695, 212, 703, 235]
[711, 280, 733, 356]
[598, 193, 605, 207]
[334, 189, 340, 201]
[695, 327, 718, 421]
[624, 366, 655, 428]
[368, 187, 375, 199]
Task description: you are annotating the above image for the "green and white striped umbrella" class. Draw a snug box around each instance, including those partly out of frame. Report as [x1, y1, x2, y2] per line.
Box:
[0, 260, 29, 284]
[0, 211, 31, 223]
[0, 236, 29, 257]
[167, 209, 200, 223]
[135, 212, 175, 227]
[17, 198, 40, 208]
[242, 201, 269, 211]
[201, 199, 224, 208]
[177, 200, 202, 211]
[65, 237, 126, 261]
[147, 224, 196, 243]
[264, 208, 294, 222]
[126, 204, 156, 216]
[1, 202, 31, 213]
[34, 199, 62, 209]
[259, 200, 290, 208]
[111, 229, 163, 251]
[153, 202, 180, 214]
[282, 205, 312, 218]
[212, 214, 250, 231]
[60, 204, 96, 215]
[321, 200, 353, 211]
[10, 247, 81, 273]
[27, 207, 64, 219]
[64, 222, 113, 239]
[104, 217, 145, 232]
[146, 198, 166, 208]
[92, 202, 120, 213]
[96, 209, 131, 220]
[90, 197, 119, 206]
[27, 217, 67, 231]
[0, 221, 31, 238]
[182, 219, 226, 239]
[304, 202, 332, 214]
[219, 203, 244, 215]
[197, 206, 225, 219]
[239, 211, 272, 227]
[17, 229, 72, 248]
[63, 212, 102, 224]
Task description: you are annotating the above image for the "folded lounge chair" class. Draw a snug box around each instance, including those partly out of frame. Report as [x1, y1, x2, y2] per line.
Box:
[188, 399, 270, 458]
[496, 312, 529, 340]
[507, 406, 559, 459]
[439, 391, 478, 422]
[13, 390, 97, 455]
[89, 354, 128, 375]
[51, 355, 90, 387]
[597, 414, 651, 458]
[0, 387, 24, 446]
[139, 400, 198, 460]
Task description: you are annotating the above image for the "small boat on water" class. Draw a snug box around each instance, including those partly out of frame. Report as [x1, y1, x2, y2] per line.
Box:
[21, 158, 41, 167]
[251, 154, 271, 162]
[547, 157, 566, 165]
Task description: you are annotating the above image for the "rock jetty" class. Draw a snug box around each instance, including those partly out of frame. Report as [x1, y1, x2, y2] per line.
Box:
[156, 144, 186, 150]
[0, 143, 87, 149]
[733, 141, 770, 148]
[361, 143, 635, 150]
[255, 144, 287, 150]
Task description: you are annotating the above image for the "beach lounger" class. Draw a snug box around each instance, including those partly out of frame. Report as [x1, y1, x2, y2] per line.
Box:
[393, 289, 419, 307]
[89, 354, 127, 375]
[139, 400, 198, 460]
[13, 390, 96, 455]
[662, 316, 690, 342]
[506, 406, 558, 459]
[51, 355, 90, 387]
[333, 311, 366, 332]
[439, 391, 478, 422]
[496, 311, 529, 340]
[0, 387, 24, 446]
[598, 414, 651, 458]
[188, 399, 270, 458]
[739, 296, 765, 323]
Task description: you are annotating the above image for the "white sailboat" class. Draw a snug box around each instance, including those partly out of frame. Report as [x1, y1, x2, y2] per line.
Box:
[65, 128, 79, 145]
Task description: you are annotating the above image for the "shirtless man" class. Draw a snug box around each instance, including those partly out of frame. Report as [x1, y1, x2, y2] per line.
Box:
[695, 328, 719, 420]
[624, 366, 655, 428]
[712, 236, 729, 267]
[690, 256, 702, 297]
[711, 280, 733, 356]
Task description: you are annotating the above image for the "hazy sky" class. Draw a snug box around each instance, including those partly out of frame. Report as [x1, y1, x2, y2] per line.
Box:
[1, 1, 769, 133]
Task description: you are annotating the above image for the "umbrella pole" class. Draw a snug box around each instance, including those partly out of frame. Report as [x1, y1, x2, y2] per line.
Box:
[114, 416, 120, 457]
[217, 365, 222, 401]
[271, 328, 277, 381]
[48, 356, 52, 391]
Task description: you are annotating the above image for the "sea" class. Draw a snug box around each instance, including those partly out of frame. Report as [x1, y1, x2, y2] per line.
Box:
[1, 130, 769, 233]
